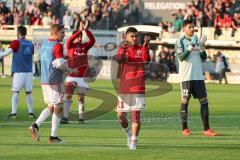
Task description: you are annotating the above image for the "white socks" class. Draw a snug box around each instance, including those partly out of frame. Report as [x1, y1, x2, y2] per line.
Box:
[131, 136, 137, 142]
[26, 93, 33, 113]
[51, 113, 61, 137]
[36, 108, 51, 127]
[63, 100, 72, 118]
[35, 108, 61, 137]
[11, 92, 19, 114]
[11, 92, 33, 114]
[78, 101, 84, 119]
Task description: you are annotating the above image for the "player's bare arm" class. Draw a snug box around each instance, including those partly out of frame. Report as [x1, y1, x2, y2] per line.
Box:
[0, 48, 13, 58]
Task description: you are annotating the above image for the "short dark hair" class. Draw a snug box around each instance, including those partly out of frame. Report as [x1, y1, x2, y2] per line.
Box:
[17, 25, 27, 36]
[125, 27, 138, 34]
[182, 20, 194, 28]
[50, 24, 64, 35]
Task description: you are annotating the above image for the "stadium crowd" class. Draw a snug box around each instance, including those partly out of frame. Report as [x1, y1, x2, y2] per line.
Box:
[159, 0, 240, 37]
[0, 0, 235, 81]
[0, 0, 240, 33]
[0, 0, 130, 29]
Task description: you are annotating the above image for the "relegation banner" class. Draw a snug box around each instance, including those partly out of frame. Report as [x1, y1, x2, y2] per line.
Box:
[139, 0, 193, 24]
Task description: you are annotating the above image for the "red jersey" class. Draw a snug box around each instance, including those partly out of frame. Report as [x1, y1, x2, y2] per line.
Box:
[66, 29, 95, 77]
[48, 39, 64, 59]
[115, 44, 150, 94]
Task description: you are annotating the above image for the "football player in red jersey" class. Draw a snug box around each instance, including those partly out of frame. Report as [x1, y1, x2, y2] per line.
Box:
[114, 27, 150, 150]
[61, 21, 95, 124]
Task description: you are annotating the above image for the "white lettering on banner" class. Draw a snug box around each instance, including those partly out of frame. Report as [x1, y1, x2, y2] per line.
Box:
[144, 2, 185, 10]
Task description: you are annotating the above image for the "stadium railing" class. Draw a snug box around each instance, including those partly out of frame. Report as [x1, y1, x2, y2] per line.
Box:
[0, 25, 70, 42]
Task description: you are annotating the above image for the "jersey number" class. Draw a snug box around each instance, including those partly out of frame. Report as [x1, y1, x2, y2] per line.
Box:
[182, 89, 189, 96]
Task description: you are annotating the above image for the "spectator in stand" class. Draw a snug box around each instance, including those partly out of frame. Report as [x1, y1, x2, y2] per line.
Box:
[196, 11, 203, 27]
[15, 0, 25, 13]
[26, 1, 39, 15]
[63, 11, 73, 28]
[52, 15, 60, 25]
[167, 22, 175, 33]
[178, 9, 186, 21]
[94, 5, 102, 21]
[214, 12, 233, 37]
[121, 0, 129, 6]
[214, 11, 223, 37]
[0, 2, 9, 15]
[231, 13, 240, 36]
[102, 2, 111, 18]
[87, 13, 96, 25]
[172, 13, 183, 32]
[0, 13, 6, 26]
[222, 13, 233, 28]
[6, 12, 14, 25]
[38, 0, 49, 13]
[231, 0, 240, 13]
[23, 12, 31, 25]
[13, 7, 21, 26]
[32, 14, 43, 26]
[204, 5, 214, 26]
[42, 11, 52, 27]
[159, 21, 168, 32]
[185, 3, 195, 24]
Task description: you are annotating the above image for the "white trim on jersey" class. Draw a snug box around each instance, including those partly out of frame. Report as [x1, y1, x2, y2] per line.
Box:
[52, 58, 66, 68]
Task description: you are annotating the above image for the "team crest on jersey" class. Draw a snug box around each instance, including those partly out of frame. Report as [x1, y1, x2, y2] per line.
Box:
[24, 47, 32, 55]
[136, 50, 142, 57]
[178, 48, 183, 53]
[74, 47, 84, 56]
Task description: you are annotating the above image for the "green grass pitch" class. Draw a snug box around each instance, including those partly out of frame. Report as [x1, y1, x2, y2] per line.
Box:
[0, 78, 240, 160]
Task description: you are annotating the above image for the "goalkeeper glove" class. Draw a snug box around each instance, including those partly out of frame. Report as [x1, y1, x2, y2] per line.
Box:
[191, 34, 198, 46]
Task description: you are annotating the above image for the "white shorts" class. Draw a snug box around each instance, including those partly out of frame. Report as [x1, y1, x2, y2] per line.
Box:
[41, 84, 64, 106]
[12, 72, 33, 92]
[66, 76, 89, 94]
[116, 94, 146, 112]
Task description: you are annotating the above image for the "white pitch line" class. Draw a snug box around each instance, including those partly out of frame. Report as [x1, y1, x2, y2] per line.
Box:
[0, 115, 239, 126]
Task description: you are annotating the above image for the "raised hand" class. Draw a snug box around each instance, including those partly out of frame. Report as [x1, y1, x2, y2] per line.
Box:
[119, 40, 131, 52]
[83, 20, 89, 30]
[143, 35, 151, 47]
[199, 35, 207, 51]
[191, 34, 198, 46]
[79, 21, 84, 31]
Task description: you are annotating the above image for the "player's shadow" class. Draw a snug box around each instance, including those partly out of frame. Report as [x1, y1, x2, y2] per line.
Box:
[68, 88, 117, 121]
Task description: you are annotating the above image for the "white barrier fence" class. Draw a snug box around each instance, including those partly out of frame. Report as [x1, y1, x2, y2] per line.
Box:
[32, 28, 121, 58]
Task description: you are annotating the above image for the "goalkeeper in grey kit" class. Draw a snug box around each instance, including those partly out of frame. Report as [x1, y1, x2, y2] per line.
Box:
[175, 20, 217, 136]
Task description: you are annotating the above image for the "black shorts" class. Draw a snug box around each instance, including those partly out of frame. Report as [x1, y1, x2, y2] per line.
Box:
[180, 80, 207, 99]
